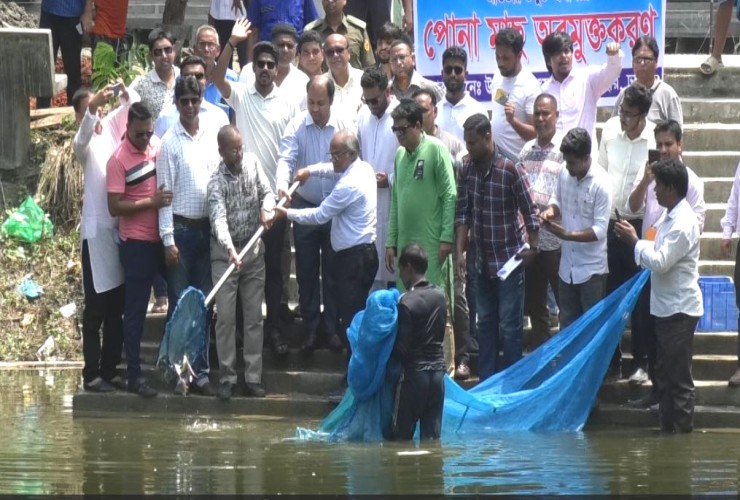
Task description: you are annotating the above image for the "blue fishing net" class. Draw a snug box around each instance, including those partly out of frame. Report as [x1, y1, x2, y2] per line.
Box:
[297, 288, 401, 442]
[297, 270, 649, 440]
[157, 286, 210, 385]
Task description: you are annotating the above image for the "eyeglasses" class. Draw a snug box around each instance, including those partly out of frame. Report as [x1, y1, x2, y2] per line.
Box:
[196, 41, 218, 51]
[324, 46, 346, 57]
[183, 72, 205, 80]
[134, 130, 154, 139]
[443, 65, 464, 75]
[618, 108, 641, 119]
[391, 124, 412, 135]
[256, 60, 276, 70]
[391, 54, 409, 63]
[634, 56, 656, 65]
[329, 150, 351, 161]
[179, 97, 200, 106]
[152, 46, 174, 57]
[362, 95, 382, 106]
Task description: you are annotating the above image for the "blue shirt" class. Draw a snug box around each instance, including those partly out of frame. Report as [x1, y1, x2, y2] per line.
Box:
[247, 0, 319, 41]
[276, 111, 355, 205]
[41, 0, 85, 17]
[205, 69, 238, 119]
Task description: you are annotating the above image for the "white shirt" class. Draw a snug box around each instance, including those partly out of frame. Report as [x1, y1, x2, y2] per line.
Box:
[357, 99, 400, 286]
[210, 0, 243, 20]
[550, 163, 612, 284]
[225, 82, 299, 190]
[634, 198, 703, 318]
[721, 161, 740, 239]
[239, 63, 309, 111]
[542, 52, 622, 155]
[287, 159, 377, 251]
[436, 92, 487, 143]
[598, 117, 655, 220]
[154, 99, 228, 138]
[74, 101, 131, 293]
[157, 120, 223, 247]
[632, 164, 705, 236]
[326, 66, 365, 125]
[490, 68, 541, 159]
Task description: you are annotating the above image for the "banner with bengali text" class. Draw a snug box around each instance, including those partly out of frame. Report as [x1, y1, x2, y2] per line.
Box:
[414, 0, 666, 108]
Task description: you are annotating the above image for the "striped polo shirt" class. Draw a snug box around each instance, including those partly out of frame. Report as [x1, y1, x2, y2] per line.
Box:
[106, 136, 161, 242]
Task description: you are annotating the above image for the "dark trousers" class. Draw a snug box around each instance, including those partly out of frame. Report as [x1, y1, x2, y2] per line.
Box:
[292, 196, 338, 340]
[607, 219, 643, 371]
[654, 313, 698, 433]
[524, 248, 561, 348]
[344, 0, 392, 49]
[81, 240, 124, 383]
[452, 244, 470, 365]
[120, 239, 166, 385]
[334, 242, 379, 357]
[632, 278, 657, 377]
[559, 274, 607, 329]
[262, 216, 287, 334]
[212, 18, 248, 69]
[38, 10, 82, 107]
[466, 240, 478, 340]
[476, 265, 524, 380]
[734, 240, 740, 363]
[393, 369, 445, 440]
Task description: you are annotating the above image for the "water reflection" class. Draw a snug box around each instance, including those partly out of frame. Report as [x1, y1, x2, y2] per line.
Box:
[1, 369, 740, 495]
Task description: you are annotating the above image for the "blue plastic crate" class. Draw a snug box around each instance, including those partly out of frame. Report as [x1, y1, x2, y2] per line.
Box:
[697, 276, 739, 332]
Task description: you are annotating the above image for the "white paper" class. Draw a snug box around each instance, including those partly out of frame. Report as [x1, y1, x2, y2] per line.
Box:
[496, 243, 530, 280]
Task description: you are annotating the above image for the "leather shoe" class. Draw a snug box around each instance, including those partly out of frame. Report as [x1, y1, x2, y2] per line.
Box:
[218, 381, 234, 401]
[128, 379, 158, 398]
[325, 334, 344, 352]
[454, 363, 471, 381]
[84, 377, 115, 393]
[729, 368, 740, 387]
[628, 367, 649, 386]
[301, 333, 318, 352]
[191, 380, 214, 397]
[625, 391, 659, 409]
[244, 382, 266, 398]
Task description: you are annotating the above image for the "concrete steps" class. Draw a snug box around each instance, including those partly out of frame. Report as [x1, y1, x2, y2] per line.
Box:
[587, 404, 740, 428]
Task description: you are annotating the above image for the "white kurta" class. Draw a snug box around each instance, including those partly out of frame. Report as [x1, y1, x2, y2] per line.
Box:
[73, 97, 135, 293]
[356, 98, 400, 289]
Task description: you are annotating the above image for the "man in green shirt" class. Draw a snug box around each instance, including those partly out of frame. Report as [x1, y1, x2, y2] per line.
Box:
[385, 99, 457, 289]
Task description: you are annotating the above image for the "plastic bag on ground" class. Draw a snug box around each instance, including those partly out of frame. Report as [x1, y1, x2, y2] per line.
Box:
[1, 196, 53, 243]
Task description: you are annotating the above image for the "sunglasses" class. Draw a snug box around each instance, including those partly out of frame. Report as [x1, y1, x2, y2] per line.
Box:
[184, 72, 205, 80]
[324, 46, 346, 57]
[152, 46, 174, 57]
[179, 97, 200, 106]
[443, 65, 465, 75]
[134, 130, 154, 139]
[391, 124, 412, 135]
[256, 60, 276, 69]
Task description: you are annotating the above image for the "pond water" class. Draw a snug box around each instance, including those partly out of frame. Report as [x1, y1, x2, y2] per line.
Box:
[2, 368, 740, 495]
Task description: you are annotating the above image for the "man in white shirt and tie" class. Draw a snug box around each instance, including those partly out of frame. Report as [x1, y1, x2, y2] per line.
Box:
[615, 159, 703, 434]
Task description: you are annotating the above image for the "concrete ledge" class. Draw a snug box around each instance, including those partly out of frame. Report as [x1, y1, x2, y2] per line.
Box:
[73, 391, 338, 419]
[588, 403, 740, 428]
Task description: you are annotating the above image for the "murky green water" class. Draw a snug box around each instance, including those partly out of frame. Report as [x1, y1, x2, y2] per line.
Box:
[2, 368, 740, 495]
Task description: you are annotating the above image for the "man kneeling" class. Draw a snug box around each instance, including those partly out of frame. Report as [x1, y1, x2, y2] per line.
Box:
[392, 243, 447, 440]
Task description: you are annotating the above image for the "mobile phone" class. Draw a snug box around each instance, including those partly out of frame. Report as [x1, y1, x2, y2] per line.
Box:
[614, 208, 623, 222]
[648, 149, 660, 164]
[112, 83, 123, 97]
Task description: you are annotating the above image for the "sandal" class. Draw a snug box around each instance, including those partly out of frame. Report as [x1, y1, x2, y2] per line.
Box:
[700, 55, 723, 76]
[151, 297, 168, 314]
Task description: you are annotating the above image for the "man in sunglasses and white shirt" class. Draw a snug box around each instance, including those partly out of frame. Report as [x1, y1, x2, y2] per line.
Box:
[436, 46, 486, 143]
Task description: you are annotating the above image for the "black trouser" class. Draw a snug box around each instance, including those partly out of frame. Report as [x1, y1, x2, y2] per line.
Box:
[344, 0, 392, 49]
[607, 218, 643, 372]
[654, 313, 698, 433]
[632, 278, 657, 379]
[81, 240, 125, 383]
[212, 18, 248, 69]
[393, 368, 445, 440]
[262, 216, 287, 334]
[734, 240, 740, 364]
[334, 242, 379, 361]
[38, 10, 82, 107]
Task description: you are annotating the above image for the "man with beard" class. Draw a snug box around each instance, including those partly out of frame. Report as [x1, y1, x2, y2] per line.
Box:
[541, 31, 621, 156]
[490, 28, 541, 161]
[436, 46, 487, 143]
[375, 22, 402, 80]
[215, 18, 300, 355]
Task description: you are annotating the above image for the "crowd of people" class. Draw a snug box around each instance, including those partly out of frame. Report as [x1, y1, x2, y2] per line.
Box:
[67, 0, 740, 438]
